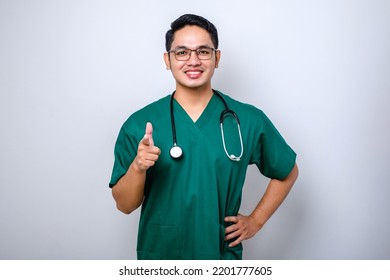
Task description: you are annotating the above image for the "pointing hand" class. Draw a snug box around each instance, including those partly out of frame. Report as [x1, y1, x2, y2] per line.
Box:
[135, 122, 160, 171]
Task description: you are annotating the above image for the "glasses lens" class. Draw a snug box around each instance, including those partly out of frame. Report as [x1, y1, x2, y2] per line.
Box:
[197, 48, 213, 59]
[174, 49, 190, 60]
[173, 48, 214, 60]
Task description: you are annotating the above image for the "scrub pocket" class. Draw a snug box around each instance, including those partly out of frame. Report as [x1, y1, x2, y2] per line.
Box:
[137, 223, 181, 260]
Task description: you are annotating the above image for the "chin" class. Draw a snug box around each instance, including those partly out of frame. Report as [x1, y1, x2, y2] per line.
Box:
[183, 80, 210, 89]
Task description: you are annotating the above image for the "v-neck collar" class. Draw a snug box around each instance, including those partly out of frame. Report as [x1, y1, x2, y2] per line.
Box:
[172, 93, 221, 129]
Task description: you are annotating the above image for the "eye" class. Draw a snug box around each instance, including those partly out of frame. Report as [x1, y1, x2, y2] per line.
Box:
[175, 49, 189, 56]
[198, 48, 211, 55]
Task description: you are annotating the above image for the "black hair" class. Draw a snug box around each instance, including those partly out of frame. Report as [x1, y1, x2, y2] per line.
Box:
[165, 14, 219, 51]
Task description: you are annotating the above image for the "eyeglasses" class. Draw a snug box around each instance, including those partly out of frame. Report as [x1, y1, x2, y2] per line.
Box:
[168, 47, 217, 61]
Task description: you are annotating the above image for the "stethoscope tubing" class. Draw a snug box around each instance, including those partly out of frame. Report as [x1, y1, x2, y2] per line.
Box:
[169, 89, 243, 161]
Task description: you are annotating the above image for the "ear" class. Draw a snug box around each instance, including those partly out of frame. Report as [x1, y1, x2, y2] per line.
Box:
[215, 50, 221, 68]
[164, 52, 171, 70]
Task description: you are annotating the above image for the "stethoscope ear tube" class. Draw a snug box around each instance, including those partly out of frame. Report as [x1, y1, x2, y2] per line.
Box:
[220, 111, 244, 161]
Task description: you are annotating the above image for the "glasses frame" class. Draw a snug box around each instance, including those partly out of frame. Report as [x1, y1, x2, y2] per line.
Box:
[168, 47, 217, 61]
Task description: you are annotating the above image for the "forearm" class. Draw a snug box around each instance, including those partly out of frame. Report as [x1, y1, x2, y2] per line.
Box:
[250, 163, 299, 229]
[224, 164, 299, 247]
[111, 160, 146, 214]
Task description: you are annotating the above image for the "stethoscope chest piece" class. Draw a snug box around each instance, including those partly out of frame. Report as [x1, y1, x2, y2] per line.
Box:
[170, 145, 183, 159]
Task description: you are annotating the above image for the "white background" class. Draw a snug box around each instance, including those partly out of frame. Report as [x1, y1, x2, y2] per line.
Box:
[1, 0, 389, 259]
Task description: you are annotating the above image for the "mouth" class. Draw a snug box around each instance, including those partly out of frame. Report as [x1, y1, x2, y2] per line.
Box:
[184, 70, 203, 79]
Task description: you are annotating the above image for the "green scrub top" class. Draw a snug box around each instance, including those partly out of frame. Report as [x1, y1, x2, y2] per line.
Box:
[109, 90, 296, 260]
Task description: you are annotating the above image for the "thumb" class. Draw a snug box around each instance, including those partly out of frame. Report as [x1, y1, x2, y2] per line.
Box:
[142, 122, 154, 146]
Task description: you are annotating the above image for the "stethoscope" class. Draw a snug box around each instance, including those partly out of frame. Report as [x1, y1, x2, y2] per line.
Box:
[169, 90, 244, 161]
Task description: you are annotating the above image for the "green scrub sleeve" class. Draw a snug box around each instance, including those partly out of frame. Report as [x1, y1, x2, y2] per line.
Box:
[109, 123, 138, 188]
[250, 112, 297, 180]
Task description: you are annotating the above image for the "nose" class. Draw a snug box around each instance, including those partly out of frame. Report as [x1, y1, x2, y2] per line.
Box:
[186, 50, 201, 65]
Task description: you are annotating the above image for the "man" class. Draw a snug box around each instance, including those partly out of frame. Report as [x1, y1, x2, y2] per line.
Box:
[109, 14, 298, 260]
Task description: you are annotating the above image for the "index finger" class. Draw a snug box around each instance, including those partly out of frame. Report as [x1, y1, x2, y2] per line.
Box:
[142, 122, 154, 146]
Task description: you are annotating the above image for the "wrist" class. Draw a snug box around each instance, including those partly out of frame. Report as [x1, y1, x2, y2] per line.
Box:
[249, 212, 265, 231]
[130, 158, 147, 174]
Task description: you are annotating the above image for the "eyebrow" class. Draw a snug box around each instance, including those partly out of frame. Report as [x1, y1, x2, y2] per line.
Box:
[172, 44, 214, 50]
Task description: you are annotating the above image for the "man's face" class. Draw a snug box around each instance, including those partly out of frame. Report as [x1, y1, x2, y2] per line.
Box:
[164, 25, 220, 91]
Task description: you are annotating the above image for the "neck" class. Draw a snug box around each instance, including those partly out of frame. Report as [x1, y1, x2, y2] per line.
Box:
[173, 86, 214, 122]
[174, 84, 213, 104]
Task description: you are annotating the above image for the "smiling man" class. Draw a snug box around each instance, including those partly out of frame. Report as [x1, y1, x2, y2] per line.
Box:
[109, 14, 298, 260]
